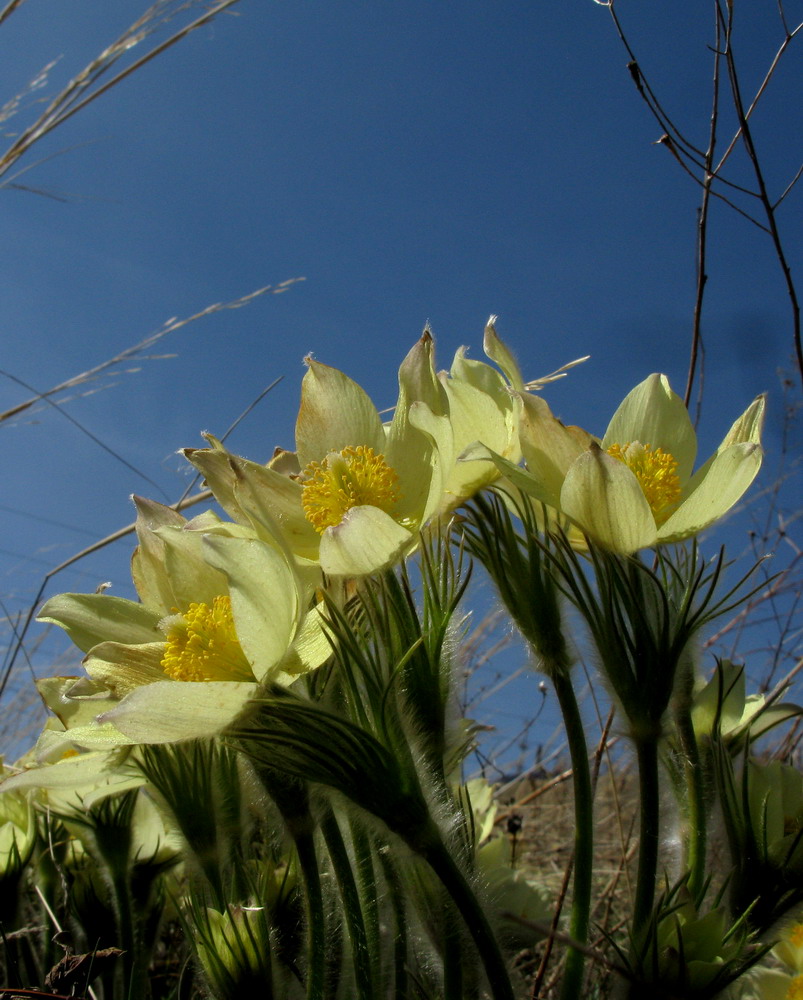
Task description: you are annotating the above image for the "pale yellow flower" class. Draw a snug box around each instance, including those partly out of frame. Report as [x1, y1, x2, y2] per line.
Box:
[186, 321, 583, 575]
[31, 499, 328, 746]
[467, 373, 764, 553]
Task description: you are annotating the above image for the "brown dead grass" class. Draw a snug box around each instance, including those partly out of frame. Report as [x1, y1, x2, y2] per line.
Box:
[497, 762, 639, 998]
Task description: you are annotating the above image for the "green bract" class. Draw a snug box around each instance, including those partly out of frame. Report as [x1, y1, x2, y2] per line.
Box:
[748, 760, 803, 872]
[692, 659, 803, 747]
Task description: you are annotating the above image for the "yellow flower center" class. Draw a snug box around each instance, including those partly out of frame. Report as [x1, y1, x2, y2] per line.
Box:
[790, 924, 803, 949]
[160, 596, 254, 683]
[787, 974, 803, 1000]
[607, 441, 681, 523]
[301, 445, 401, 534]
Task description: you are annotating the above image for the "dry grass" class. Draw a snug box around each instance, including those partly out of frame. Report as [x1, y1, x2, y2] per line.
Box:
[497, 761, 640, 998]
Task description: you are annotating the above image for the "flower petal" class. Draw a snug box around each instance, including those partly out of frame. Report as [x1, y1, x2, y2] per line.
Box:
[296, 359, 385, 468]
[130, 496, 188, 612]
[391, 329, 448, 428]
[482, 315, 525, 390]
[0, 748, 137, 793]
[675, 394, 765, 498]
[457, 442, 557, 506]
[384, 414, 441, 525]
[228, 457, 321, 560]
[201, 535, 302, 681]
[518, 394, 594, 509]
[449, 345, 510, 406]
[154, 523, 230, 611]
[657, 442, 763, 543]
[82, 642, 167, 698]
[273, 602, 332, 684]
[318, 505, 413, 577]
[100, 681, 256, 743]
[36, 675, 122, 729]
[38, 593, 162, 653]
[183, 435, 251, 524]
[720, 393, 765, 447]
[560, 445, 657, 552]
[602, 374, 697, 482]
[748, 970, 797, 1000]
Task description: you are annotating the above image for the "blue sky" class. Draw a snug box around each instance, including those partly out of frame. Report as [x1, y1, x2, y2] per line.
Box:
[2, 1, 801, 761]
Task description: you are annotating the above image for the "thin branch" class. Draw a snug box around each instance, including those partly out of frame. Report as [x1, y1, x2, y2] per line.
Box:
[0, 0, 25, 29]
[657, 133, 769, 234]
[0, 365, 170, 497]
[685, 8, 722, 409]
[774, 160, 803, 210]
[602, 2, 706, 161]
[713, 16, 803, 175]
[174, 373, 284, 505]
[719, 1, 803, 385]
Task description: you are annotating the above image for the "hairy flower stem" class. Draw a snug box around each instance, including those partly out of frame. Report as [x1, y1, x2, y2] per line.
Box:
[418, 832, 514, 1000]
[443, 894, 465, 1000]
[110, 871, 147, 1000]
[672, 668, 707, 901]
[292, 826, 327, 1000]
[320, 810, 373, 1000]
[252, 768, 326, 1000]
[552, 668, 593, 999]
[633, 736, 661, 933]
[376, 846, 408, 1000]
[349, 820, 381, 988]
[680, 726, 707, 900]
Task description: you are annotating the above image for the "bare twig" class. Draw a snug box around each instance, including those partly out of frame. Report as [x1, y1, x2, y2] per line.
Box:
[713, 14, 803, 175]
[0, 0, 25, 29]
[717, 0, 803, 385]
[685, 8, 721, 410]
[596, 0, 803, 388]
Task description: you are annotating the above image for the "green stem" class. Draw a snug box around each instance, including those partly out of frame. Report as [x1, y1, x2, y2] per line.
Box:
[442, 890, 465, 1000]
[320, 810, 373, 1000]
[552, 668, 593, 1000]
[673, 670, 707, 901]
[293, 827, 327, 1000]
[633, 736, 661, 932]
[420, 830, 515, 1000]
[111, 871, 148, 1000]
[252, 768, 326, 1000]
[376, 844, 408, 1000]
[349, 820, 381, 988]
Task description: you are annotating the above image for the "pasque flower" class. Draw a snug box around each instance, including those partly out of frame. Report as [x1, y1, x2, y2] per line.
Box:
[185, 321, 583, 576]
[468, 372, 764, 553]
[751, 920, 803, 999]
[185, 346, 446, 577]
[30, 498, 328, 746]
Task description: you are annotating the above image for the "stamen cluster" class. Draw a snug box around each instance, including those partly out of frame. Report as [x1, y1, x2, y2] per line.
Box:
[161, 596, 254, 683]
[301, 445, 401, 534]
[607, 441, 681, 522]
